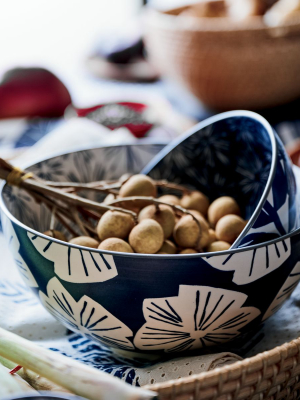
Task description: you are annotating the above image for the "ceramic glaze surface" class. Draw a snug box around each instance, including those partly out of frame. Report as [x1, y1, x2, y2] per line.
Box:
[1, 142, 300, 354]
[142, 112, 297, 248]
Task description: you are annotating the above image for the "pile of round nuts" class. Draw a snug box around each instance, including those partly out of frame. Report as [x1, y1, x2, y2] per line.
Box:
[44, 174, 247, 254]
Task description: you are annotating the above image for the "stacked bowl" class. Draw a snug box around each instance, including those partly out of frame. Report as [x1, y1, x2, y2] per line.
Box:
[0, 111, 299, 355]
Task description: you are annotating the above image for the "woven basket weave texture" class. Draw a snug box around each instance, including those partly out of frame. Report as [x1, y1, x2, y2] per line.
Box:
[143, 338, 300, 400]
[145, 10, 300, 110]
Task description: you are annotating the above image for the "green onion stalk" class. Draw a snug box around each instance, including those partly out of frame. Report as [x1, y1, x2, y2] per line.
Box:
[0, 327, 156, 400]
[0, 356, 71, 393]
[0, 363, 37, 398]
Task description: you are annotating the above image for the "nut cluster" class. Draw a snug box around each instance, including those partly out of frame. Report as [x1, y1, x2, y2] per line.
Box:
[43, 174, 247, 254]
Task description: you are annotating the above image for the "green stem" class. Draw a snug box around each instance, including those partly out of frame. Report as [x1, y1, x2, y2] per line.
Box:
[0, 356, 71, 393]
[0, 327, 156, 400]
[0, 363, 36, 398]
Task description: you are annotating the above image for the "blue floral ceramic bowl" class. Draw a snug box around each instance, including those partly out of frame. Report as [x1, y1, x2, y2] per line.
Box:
[142, 111, 297, 248]
[1, 142, 300, 355]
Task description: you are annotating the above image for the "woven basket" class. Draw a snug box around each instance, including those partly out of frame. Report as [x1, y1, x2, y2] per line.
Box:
[143, 337, 300, 400]
[144, 8, 300, 110]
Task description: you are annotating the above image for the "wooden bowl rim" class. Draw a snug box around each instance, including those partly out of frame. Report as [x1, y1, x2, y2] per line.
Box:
[145, 6, 300, 37]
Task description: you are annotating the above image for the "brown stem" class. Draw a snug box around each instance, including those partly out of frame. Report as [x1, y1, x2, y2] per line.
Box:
[154, 180, 191, 194]
[71, 207, 89, 237]
[21, 179, 137, 217]
[45, 181, 121, 194]
[81, 222, 97, 236]
[45, 179, 191, 197]
[0, 158, 137, 218]
[49, 207, 56, 230]
[54, 212, 79, 238]
[77, 207, 102, 221]
[45, 205, 79, 238]
[32, 191, 98, 238]
[55, 185, 119, 196]
[30, 192, 80, 237]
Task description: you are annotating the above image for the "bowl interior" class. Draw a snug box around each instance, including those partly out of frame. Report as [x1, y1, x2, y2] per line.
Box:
[143, 115, 275, 224]
[1, 143, 166, 235]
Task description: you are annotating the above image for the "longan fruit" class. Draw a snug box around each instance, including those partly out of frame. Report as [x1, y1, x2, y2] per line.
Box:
[129, 219, 164, 254]
[181, 191, 210, 215]
[208, 196, 241, 228]
[173, 215, 200, 249]
[103, 194, 139, 213]
[188, 210, 210, 248]
[207, 229, 217, 246]
[99, 238, 133, 253]
[69, 236, 99, 248]
[114, 200, 140, 214]
[97, 211, 134, 241]
[157, 240, 177, 254]
[215, 214, 246, 244]
[179, 248, 198, 254]
[103, 194, 117, 204]
[207, 241, 231, 252]
[119, 174, 157, 198]
[44, 230, 67, 242]
[138, 205, 175, 239]
[158, 195, 180, 205]
[188, 209, 206, 221]
[119, 173, 131, 183]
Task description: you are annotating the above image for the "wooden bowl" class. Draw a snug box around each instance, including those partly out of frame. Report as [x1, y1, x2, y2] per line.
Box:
[144, 7, 300, 110]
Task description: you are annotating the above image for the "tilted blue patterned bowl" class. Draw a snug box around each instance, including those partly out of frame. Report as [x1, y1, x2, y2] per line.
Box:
[1, 141, 300, 355]
[142, 111, 298, 248]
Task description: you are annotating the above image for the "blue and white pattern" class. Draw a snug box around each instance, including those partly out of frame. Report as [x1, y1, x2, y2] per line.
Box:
[0, 118, 61, 158]
[244, 189, 290, 240]
[28, 233, 118, 283]
[205, 238, 291, 285]
[40, 277, 135, 351]
[0, 280, 39, 307]
[134, 286, 260, 352]
[48, 334, 143, 385]
[1, 218, 38, 288]
[1, 141, 300, 355]
[142, 112, 297, 248]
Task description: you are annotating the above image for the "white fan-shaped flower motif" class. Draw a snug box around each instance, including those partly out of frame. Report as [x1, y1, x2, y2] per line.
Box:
[27, 233, 118, 283]
[134, 286, 260, 352]
[2, 218, 38, 288]
[205, 238, 291, 285]
[263, 262, 300, 321]
[40, 277, 134, 350]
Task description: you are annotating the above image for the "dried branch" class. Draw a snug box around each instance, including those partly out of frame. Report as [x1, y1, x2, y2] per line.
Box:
[0, 158, 137, 219]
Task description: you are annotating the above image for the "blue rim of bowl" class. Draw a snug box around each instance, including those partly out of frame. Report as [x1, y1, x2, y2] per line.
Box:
[1, 127, 295, 260]
[141, 110, 278, 248]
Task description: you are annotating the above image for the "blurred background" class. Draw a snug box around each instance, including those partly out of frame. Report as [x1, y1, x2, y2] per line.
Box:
[0, 0, 300, 163]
